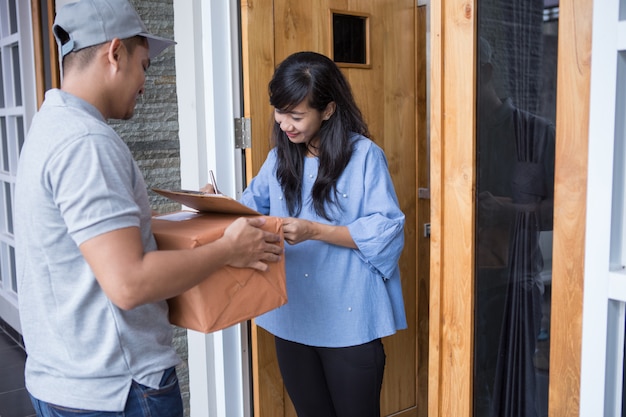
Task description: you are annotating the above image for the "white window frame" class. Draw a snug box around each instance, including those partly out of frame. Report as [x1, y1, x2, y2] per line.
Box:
[580, 0, 626, 415]
[0, 0, 37, 334]
[173, 1, 250, 416]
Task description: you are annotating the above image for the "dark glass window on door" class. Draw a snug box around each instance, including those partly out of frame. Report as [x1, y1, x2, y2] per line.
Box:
[332, 13, 367, 65]
[473, 1, 558, 417]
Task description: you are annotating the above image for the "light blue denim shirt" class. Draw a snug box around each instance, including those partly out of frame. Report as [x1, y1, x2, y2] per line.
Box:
[241, 135, 407, 347]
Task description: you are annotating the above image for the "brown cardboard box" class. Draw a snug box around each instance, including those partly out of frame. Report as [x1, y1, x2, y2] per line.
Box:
[152, 210, 286, 333]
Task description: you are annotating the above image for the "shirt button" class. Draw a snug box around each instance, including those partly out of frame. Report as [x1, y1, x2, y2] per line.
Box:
[304, 273, 309, 278]
[347, 307, 352, 312]
[309, 174, 314, 178]
[342, 193, 348, 198]
[279, 196, 283, 200]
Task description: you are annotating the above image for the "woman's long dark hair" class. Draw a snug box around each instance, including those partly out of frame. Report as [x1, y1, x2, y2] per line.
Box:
[269, 51, 370, 220]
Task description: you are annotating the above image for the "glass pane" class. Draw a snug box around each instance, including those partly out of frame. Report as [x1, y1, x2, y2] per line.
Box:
[2, 122, 9, 172]
[9, 0, 18, 35]
[0, 49, 5, 108]
[623, 312, 626, 416]
[612, 51, 626, 267]
[11, 44, 22, 106]
[474, 1, 557, 417]
[9, 244, 16, 292]
[4, 182, 12, 235]
[0, 244, 3, 288]
[332, 13, 367, 65]
[16, 115, 24, 156]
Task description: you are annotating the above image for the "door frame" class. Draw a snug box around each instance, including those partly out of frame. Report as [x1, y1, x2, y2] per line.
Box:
[175, 0, 609, 416]
[240, 1, 426, 416]
[428, 0, 594, 416]
[578, 0, 626, 415]
[0, 0, 39, 334]
[428, 0, 476, 415]
[173, 1, 252, 416]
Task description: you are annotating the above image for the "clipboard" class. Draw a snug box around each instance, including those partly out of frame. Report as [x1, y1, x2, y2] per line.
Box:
[152, 188, 260, 215]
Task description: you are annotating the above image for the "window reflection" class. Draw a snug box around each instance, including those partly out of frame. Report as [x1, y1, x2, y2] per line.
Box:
[474, 2, 557, 417]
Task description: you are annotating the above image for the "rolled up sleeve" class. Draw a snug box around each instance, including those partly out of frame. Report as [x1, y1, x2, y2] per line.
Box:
[346, 143, 405, 279]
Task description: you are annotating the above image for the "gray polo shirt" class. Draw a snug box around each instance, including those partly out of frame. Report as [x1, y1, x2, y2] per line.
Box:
[15, 89, 180, 411]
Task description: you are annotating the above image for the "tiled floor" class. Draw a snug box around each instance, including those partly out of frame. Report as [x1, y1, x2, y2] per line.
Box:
[0, 324, 35, 417]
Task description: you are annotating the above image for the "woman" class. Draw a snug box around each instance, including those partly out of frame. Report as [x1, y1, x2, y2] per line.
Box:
[241, 51, 407, 417]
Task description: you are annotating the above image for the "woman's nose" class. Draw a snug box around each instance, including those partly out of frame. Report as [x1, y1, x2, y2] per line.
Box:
[278, 118, 291, 131]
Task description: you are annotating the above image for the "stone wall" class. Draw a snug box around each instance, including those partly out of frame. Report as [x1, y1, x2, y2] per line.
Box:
[107, 1, 190, 415]
[110, 0, 182, 214]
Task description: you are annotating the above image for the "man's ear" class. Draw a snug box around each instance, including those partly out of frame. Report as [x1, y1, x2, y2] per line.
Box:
[107, 38, 124, 68]
[323, 101, 336, 120]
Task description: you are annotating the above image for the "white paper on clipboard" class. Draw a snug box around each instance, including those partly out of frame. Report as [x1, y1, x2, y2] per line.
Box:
[152, 188, 260, 216]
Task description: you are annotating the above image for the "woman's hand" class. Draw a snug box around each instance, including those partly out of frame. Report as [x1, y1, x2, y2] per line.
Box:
[282, 217, 357, 248]
[282, 217, 317, 245]
[200, 183, 216, 194]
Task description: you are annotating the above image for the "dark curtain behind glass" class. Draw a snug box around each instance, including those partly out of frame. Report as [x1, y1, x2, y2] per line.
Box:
[474, 1, 557, 417]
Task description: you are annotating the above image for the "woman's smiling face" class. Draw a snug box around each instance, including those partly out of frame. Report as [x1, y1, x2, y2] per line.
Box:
[274, 100, 331, 149]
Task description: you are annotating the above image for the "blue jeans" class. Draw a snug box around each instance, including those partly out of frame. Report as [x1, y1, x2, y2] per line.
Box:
[30, 367, 183, 417]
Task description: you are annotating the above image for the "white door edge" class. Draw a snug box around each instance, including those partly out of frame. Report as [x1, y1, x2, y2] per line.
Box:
[174, 1, 250, 416]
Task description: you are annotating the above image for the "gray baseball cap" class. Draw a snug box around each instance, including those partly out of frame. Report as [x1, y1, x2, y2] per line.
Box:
[53, 0, 176, 59]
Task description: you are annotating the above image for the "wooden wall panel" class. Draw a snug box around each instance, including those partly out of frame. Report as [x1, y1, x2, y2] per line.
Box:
[548, 0, 592, 415]
[429, 0, 593, 416]
[240, 3, 283, 416]
[415, 6, 429, 417]
[428, 1, 443, 414]
[429, 1, 476, 416]
[241, 0, 277, 185]
[31, 0, 46, 107]
[375, 1, 418, 413]
[31, 0, 59, 108]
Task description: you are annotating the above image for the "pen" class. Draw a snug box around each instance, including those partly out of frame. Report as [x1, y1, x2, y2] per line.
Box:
[209, 170, 222, 195]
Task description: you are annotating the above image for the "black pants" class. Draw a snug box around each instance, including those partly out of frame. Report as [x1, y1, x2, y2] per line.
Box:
[274, 337, 386, 417]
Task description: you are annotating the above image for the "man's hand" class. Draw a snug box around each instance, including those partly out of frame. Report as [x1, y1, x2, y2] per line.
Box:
[80, 217, 282, 310]
[221, 217, 283, 271]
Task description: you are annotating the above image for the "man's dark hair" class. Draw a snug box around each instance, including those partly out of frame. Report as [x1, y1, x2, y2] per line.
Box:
[62, 35, 148, 72]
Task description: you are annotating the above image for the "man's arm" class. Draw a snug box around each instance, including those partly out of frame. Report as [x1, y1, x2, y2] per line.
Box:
[80, 216, 282, 310]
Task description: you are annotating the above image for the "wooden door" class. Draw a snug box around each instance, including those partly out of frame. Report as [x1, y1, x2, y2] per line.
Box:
[240, 1, 428, 416]
[428, 1, 592, 416]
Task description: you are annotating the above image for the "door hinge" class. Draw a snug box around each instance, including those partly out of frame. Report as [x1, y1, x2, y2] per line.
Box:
[417, 0, 427, 6]
[234, 117, 252, 149]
